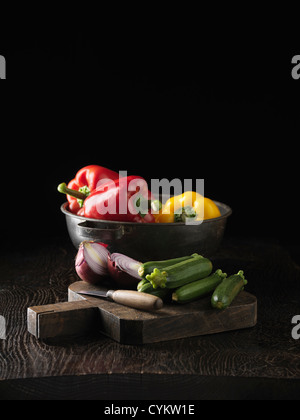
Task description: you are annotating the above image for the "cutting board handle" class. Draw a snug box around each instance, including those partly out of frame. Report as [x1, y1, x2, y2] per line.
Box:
[27, 300, 99, 340]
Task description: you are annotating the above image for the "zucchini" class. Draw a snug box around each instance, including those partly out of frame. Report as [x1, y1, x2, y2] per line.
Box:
[211, 270, 248, 310]
[137, 278, 148, 291]
[146, 254, 213, 289]
[172, 269, 227, 304]
[138, 254, 198, 278]
[138, 281, 170, 300]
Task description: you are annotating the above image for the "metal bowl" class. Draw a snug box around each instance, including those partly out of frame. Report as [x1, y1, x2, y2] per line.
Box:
[61, 198, 232, 260]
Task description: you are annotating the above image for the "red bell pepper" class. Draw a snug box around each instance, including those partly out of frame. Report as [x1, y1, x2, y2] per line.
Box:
[58, 165, 119, 215]
[83, 175, 156, 223]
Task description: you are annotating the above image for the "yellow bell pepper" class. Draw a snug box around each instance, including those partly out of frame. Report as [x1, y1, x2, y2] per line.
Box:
[154, 191, 221, 223]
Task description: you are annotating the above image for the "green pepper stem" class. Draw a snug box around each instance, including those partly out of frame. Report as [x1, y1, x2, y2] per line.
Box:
[57, 183, 88, 201]
[150, 199, 162, 213]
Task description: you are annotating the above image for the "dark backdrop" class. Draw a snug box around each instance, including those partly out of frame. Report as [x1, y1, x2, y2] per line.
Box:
[1, 26, 299, 258]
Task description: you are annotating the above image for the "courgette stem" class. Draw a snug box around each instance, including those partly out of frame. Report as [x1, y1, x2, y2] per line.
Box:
[146, 255, 212, 289]
[146, 268, 168, 289]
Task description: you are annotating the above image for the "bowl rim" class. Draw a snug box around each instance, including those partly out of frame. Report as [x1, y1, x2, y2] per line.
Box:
[60, 200, 232, 226]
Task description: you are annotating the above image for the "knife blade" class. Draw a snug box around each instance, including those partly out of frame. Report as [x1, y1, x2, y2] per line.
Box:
[77, 289, 164, 311]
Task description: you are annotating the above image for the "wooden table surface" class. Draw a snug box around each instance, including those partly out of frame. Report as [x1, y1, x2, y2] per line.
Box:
[0, 235, 300, 400]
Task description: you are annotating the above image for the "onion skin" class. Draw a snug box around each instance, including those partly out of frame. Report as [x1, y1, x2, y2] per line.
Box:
[75, 241, 110, 285]
[107, 253, 141, 289]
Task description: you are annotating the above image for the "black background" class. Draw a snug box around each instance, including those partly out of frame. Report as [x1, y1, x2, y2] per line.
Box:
[1, 21, 299, 259]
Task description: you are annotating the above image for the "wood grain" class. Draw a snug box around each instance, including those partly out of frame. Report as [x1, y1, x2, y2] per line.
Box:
[27, 281, 257, 343]
[1, 236, 300, 400]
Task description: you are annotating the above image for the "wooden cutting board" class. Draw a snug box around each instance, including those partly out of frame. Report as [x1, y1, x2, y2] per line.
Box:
[28, 281, 257, 344]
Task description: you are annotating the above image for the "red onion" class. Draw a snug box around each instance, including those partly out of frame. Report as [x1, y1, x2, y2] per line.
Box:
[75, 241, 110, 284]
[107, 253, 142, 289]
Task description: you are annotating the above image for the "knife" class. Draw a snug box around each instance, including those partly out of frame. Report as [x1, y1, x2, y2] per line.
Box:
[77, 289, 164, 311]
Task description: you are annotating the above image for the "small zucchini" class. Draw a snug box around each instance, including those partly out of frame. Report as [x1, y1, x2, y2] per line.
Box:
[138, 254, 198, 278]
[211, 270, 248, 310]
[137, 278, 149, 291]
[138, 281, 170, 300]
[146, 254, 213, 289]
[172, 269, 227, 304]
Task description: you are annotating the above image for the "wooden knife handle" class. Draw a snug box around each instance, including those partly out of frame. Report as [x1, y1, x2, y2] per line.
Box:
[107, 290, 163, 311]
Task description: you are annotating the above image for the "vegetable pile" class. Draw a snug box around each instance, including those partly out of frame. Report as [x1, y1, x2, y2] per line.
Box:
[137, 253, 247, 309]
[58, 164, 221, 223]
[74, 240, 247, 311]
